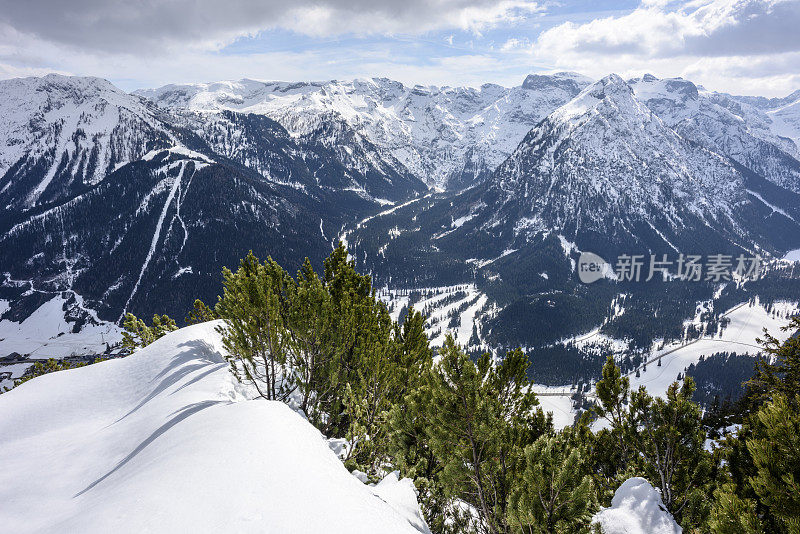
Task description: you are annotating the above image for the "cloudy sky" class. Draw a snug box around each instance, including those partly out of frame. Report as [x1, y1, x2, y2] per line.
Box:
[0, 0, 798, 96]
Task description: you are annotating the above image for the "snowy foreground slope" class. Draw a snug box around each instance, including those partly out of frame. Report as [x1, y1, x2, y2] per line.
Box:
[0, 322, 429, 534]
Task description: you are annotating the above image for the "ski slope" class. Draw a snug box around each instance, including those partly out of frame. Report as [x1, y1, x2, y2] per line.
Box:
[541, 300, 798, 429]
[379, 284, 490, 348]
[0, 321, 429, 534]
[627, 300, 798, 398]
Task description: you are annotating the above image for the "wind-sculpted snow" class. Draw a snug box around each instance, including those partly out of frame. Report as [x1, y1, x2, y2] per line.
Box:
[0, 322, 430, 533]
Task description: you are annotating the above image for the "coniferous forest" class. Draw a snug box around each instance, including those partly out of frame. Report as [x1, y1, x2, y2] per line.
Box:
[113, 246, 800, 533]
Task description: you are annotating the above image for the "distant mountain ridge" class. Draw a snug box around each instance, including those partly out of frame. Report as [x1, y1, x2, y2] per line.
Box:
[348, 75, 800, 281]
[135, 72, 594, 190]
[0, 74, 173, 210]
[0, 74, 428, 333]
[344, 74, 800, 356]
[1, 71, 800, 372]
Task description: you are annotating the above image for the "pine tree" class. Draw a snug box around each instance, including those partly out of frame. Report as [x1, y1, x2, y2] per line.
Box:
[594, 357, 711, 525]
[746, 394, 800, 532]
[215, 252, 295, 401]
[185, 299, 217, 324]
[509, 426, 596, 533]
[707, 484, 764, 533]
[628, 378, 712, 524]
[424, 336, 550, 534]
[592, 357, 636, 504]
[749, 316, 800, 404]
[122, 312, 177, 351]
[285, 258, 336, 426]
[710, 316, 800, 533]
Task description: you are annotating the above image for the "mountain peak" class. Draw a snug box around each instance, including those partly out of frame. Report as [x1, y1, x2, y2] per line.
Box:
[548, 74, 643, 127]
[588, 73, 632, 97]
[521, 72, 592, 93]
[629, 75, 699, 103]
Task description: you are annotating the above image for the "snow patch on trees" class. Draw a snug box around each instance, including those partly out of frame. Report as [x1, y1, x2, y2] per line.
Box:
[592, 477, 682, 534]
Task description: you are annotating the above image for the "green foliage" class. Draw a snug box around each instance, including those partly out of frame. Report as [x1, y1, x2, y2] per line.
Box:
[170, 246, 800, 534]
[509, 426, 596, 534]
[746, 395, 800, 533]
[185, 299, 217, 324]
[121, 312, 177, 352]
[749, 315, 800, 403]
[709, 316, 800, 533]
[628, 378, 712, 524]
[707, 484, 764, 534]
[593, 357, 712, 526]
[216, 251, 295, 402]
[215, 245, 432, 477]
[12, 358, 87, 388]
[387, 376, 457, 533]
[421, 336, 550, 534]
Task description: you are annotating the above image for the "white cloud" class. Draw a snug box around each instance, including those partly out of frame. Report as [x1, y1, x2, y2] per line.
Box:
[525, 0, 800, 95]
[0, 0, 797, 97]
[0, 0, 542, 54]
[500, 37, 532, 51]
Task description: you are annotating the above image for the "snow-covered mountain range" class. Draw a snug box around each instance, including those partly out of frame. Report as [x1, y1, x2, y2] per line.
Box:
[0, 75, 173, 210]
[136, 72, 593, 190]
[1, 71, 800, 376]
[343, 74, 800, 355]
[347, 75, 800, 281]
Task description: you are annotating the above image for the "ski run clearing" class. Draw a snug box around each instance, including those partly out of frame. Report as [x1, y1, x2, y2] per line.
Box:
[0, 322, 429, 534]
[534, 298, 798, 428]
[379, 284, 491, 348]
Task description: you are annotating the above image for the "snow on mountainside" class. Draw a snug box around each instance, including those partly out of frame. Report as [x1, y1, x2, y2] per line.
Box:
[342, 74, 800, 359]
[3, 70, 800, 374]
[170, 109, 425, 202]
[0, 321, 429, 533]
[768, 97, 800, 148]
[0, 292, 120, 358]
[482, 74, 800, 253]
[0, 74, 173, 209]
[0, 146, 367, 325]
[136, 73, 592, 190]
[0, 75, 429, 331]
[731, 89, 800, 150]
[629, 74, 800, 194]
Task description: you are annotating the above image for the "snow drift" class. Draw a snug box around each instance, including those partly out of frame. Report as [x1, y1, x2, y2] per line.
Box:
[592, 477, 682, 534]
[0, 321, 429, 533]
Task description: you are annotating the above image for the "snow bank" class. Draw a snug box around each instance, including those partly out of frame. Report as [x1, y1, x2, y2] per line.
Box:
[784, 248, 800, 261]
[592, 477, 681, 534]
[0, 321, 429, 533]
[372, 471, 430, 533]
